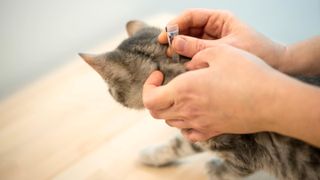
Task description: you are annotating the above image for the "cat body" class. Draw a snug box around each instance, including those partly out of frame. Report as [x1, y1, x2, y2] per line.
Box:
[80, 21, 320, 180]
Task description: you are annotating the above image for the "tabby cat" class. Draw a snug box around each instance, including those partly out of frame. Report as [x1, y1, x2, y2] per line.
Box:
[79, 20, 320, 180]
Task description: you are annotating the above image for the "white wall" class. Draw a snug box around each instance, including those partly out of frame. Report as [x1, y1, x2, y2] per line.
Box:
[0, 0, 319, 99]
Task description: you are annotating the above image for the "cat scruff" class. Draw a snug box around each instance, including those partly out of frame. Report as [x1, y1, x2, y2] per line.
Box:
[80, 20, 320, 180]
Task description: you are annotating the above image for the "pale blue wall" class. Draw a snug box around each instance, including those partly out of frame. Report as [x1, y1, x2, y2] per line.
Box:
[0, 0, 319, 99]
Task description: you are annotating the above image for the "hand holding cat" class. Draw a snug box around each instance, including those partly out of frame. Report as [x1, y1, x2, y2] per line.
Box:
[158, 9, 288, 71]
[159, 9, 320, 76]
[144, 43, 320, 146]
[144, 44, 285, 141]
[144, 9, 320, 145]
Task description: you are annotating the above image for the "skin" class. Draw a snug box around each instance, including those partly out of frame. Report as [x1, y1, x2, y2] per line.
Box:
[143, 9, 320, 147]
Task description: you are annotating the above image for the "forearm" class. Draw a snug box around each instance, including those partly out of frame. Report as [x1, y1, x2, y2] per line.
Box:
[279, 36, 320, 76]
[266, 72, 320, 147]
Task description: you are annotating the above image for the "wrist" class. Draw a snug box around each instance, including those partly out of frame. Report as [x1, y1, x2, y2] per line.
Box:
[263, 72, 320, 146]
[266, 41, 289, 73]
[275, 36, 320, 76]
[276, 45, 297, 75]
[250, 70, 287, 132]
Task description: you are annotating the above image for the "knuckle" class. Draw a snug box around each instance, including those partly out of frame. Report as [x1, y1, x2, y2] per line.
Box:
[219, 10, 234, 18]
[176, 95, 209, 124]
[194, 39, 207, 52]
[181, 105, 200, 120]
[175, 94, 201, 120]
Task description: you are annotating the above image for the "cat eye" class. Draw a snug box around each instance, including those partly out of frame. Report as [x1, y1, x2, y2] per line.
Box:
[108, 88, 113, 96]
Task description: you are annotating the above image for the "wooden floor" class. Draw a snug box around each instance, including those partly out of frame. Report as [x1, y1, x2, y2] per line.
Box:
[0, 15, 276, 180]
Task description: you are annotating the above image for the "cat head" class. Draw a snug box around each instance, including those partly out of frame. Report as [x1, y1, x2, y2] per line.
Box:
[79, 20, 168, 109]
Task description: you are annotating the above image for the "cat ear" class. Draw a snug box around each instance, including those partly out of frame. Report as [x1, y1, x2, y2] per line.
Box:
[126, 20, 147, 37]
[79, 53, 106, 75]
[79, 53, 99, 67]
[79, 52, 127, 80]
[79, 53, 97, 66]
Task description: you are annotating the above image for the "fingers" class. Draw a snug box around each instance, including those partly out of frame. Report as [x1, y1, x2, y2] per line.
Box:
[158, 31, 168, 44]
[181, 129, 208, 142]
[143, 71, 175, 111]
[158, 9, 235, 44]
[172, 35, 211, 58]
[165, 121, 213, 142]
[174, 9, 235, 38]
[158, 9, 212, 44]
[186, 45, 229, 70]
[165, 119, 190, 129]
[181, 128, 221, 142]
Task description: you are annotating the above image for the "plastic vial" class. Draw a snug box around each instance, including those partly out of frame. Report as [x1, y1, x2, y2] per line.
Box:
[165, 24, 180, 62]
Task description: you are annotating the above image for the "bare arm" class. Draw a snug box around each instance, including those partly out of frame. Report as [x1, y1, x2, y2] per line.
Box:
[145, 9, 320, 146]
[279, 36, 320, 76]
[158, 9, 320, 77]
[262, 70, 320, 147]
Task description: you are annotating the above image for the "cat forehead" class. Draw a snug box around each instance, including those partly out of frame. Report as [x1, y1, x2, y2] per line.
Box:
[133, 27, 161, 38]
[119, 27, 160, 47]
[116, 28, 165, 59]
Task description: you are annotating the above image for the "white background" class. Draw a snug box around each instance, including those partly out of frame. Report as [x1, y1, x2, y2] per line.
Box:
[0, 0, 319, 99]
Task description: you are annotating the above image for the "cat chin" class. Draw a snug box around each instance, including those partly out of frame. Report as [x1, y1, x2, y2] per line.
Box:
[120, 102, 144, 110]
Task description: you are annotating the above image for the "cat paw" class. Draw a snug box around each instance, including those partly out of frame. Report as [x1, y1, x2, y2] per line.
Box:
[206, 158, 223, 173]
[206, 159, 241, 180]
[206, 159, 226, 180]
[138, 144, 177, 167]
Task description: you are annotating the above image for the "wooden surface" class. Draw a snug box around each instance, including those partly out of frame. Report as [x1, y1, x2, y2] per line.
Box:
[0, 15, 275, 180]
[0, 51, 209, 180]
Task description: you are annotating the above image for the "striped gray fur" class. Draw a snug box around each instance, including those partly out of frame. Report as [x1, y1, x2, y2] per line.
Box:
[80, 20, 320, 180]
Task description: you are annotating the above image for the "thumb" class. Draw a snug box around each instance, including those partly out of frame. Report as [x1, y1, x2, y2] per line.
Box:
[172, 35, 220, 58]
[142, 71, 174, 110]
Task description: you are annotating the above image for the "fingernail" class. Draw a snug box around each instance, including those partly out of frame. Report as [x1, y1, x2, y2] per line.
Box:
[173, 36, 186, 53]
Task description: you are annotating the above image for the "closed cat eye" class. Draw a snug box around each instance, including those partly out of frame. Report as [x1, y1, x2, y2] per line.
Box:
[108, 88, 113, 96]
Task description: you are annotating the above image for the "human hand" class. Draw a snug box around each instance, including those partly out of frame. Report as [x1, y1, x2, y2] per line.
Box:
[159, 9, 288, 72]
[143, 44, 282, 142]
